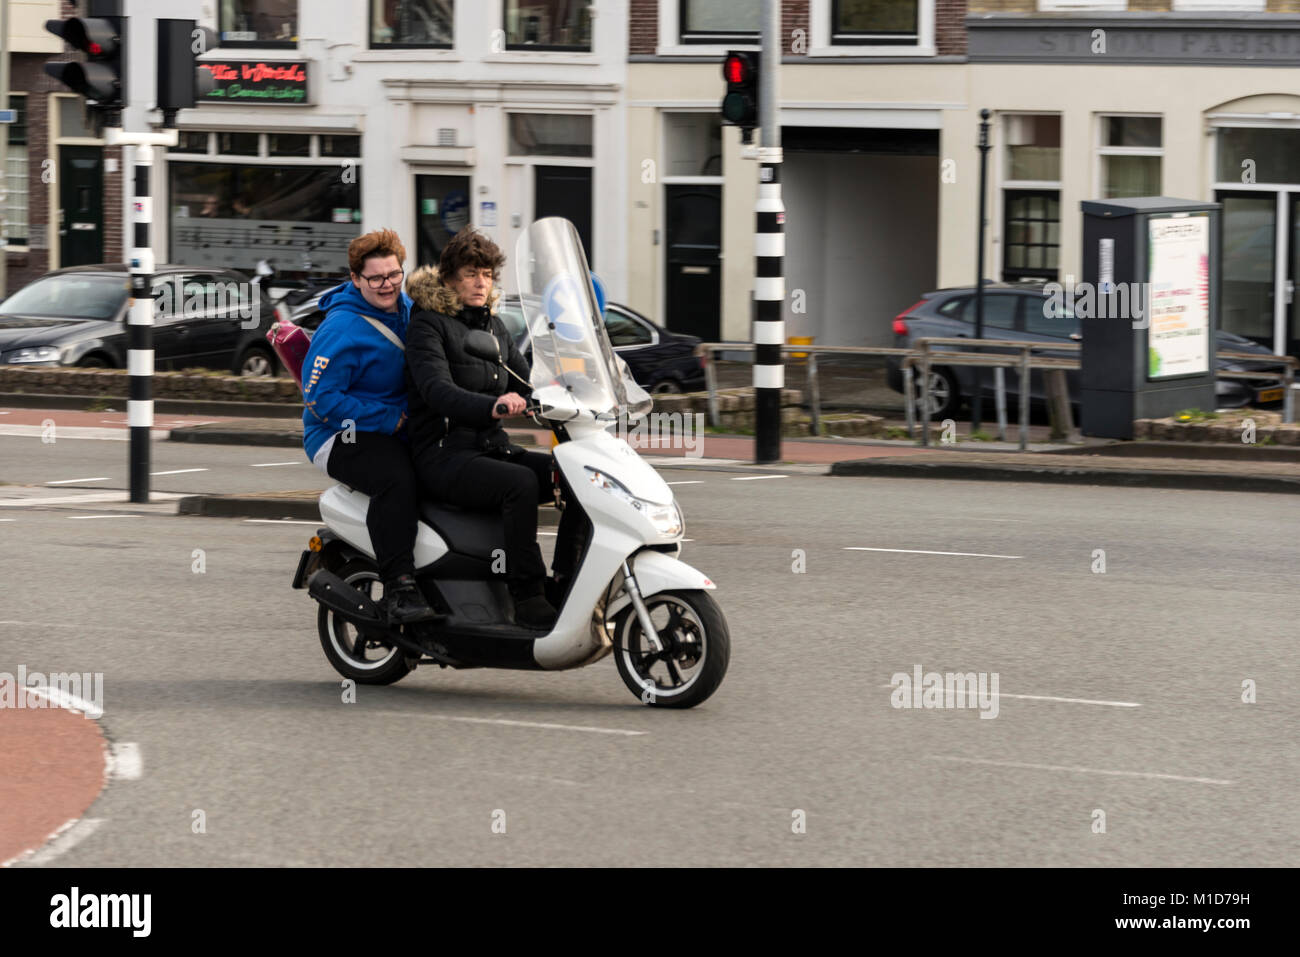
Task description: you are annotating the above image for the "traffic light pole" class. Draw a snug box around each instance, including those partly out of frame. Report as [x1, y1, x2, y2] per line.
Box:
[753, 0, 783, 464]
[105, 128, 176, 504]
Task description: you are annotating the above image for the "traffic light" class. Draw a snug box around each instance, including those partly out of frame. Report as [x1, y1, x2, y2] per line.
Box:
[157, 20, 218, 125]
[44, 13, 126, 122]
[721, 50, 760, 142]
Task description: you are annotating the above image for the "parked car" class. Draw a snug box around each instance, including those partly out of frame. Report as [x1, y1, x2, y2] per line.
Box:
[0, 264, 279, 376]
[885, 282, 1290, 419]
[287, 285, 706, 394]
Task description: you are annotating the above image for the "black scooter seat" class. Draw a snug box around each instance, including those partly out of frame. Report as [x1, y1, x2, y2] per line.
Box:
[418, 501, 507, 560]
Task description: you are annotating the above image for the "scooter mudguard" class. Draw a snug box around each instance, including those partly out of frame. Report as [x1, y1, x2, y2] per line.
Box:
[604, 548, 716, 620]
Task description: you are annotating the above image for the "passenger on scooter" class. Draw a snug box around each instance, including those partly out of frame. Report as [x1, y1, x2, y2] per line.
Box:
[404, 227, 578, 631]
[300, 228, 438, 625]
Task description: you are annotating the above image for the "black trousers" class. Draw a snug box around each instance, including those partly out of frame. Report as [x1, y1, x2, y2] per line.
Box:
[414, 446, 581, 594]
[325, 431, 419, 582]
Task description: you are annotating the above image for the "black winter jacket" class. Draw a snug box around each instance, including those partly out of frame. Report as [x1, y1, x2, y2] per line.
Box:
[404, 266, 533, 463]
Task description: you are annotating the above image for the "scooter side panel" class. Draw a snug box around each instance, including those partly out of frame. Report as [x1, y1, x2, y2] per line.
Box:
[318, 485, 450, 568]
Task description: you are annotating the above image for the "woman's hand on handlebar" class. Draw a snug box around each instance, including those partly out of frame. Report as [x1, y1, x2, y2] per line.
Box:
[493, 392, 527, 418]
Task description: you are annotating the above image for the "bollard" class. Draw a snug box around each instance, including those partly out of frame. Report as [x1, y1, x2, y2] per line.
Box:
[994, 366, 1007, 441]
[703, 350, 720, 429]
[903, 363, 915, 439]
[1019, 350, 1031, 451]
[807, 352, 821, 437]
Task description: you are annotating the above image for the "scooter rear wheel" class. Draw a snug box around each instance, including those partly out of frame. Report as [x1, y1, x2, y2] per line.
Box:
[613, 589, 729, 709]
[317, 560, 413, 685]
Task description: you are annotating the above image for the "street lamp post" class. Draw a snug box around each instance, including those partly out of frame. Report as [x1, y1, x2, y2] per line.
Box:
[972, 108, 991, 433]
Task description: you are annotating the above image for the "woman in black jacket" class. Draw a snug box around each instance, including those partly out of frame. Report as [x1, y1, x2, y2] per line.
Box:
[404, 228, 576, 630]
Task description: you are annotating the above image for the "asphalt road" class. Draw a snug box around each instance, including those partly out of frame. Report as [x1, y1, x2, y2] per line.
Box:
[2, 438, 1295, 866]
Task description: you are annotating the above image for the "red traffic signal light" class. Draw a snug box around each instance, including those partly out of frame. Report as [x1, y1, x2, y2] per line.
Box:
[43, 16, 125, 113]
[720, 50, 760, 138]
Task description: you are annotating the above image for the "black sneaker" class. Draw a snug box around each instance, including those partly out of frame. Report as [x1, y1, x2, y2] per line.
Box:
[385, 575, 439, 625]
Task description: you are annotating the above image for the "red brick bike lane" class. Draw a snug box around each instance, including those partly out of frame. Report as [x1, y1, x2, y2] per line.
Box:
[0, 698, 109, 865]
[0, 407, 239, 431]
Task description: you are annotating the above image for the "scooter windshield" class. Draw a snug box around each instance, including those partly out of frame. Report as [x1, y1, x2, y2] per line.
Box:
[516, 218, 650, 421]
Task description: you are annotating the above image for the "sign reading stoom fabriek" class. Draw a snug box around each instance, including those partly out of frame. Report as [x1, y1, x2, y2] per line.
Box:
[1147, 213, 1211, 380]
[199, 61, 309, 105]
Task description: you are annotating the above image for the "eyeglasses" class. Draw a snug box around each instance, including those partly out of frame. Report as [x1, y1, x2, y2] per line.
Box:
[359, 269, 404, 289]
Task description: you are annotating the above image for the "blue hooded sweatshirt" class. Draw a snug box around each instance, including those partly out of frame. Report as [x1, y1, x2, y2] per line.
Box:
[301, 281, 413, 461]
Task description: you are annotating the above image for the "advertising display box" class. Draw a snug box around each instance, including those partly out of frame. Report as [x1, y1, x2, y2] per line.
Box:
[1080, 197, 1220, 439]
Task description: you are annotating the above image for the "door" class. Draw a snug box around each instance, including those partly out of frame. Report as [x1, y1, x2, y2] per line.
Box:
[415, 175, 472, 269]
[664, 185, 721, 341]
[59, 146, 103, 266]
[1217, 191, 1276, 350]
[534, 166, 592, 266]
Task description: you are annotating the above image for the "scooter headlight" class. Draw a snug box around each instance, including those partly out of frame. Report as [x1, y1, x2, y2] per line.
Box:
[585, 467, 683, 538]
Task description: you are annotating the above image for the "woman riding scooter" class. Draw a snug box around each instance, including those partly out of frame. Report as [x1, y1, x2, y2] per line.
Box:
[404, 227, 579, 631]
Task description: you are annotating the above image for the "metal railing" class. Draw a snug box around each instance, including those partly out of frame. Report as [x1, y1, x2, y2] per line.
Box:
[694, 341, 1297, 448]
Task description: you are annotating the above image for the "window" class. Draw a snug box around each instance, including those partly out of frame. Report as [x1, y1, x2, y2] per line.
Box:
[1003, 115, 1061, 282]
[606, 308, 654, 347]
[268, 133, 310, 156]
[680, 0, 758, 44]
[833, 0, 919, 45]
[1217, 127, 1300, 185]
[1024, 298, 1077, 337]
[935, 294, 1016, 330]
[508, 114, 592, 157]
[218, 132, 261, 156]
[1004, 114, 1060, 183]
[2, 94, 27, 247]
[370, 0, 453, 47]
[170, 132, 211, 154]
[504, 1, 591, 50]
[320, 135, 362, 158]
[1098, 115, 1161, 199]
[219, 0, 297, 47]
[1003, 192, 1060, 281]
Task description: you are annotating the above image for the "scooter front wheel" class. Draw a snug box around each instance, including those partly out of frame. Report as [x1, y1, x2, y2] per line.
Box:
[613, 590, 729, 709]
[317, 560, 413, 685]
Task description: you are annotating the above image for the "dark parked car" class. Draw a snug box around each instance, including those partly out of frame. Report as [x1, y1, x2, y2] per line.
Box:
[0, 264, 279, 376]
[288, 285, 705, 394]
[885, 283, 1290, 418]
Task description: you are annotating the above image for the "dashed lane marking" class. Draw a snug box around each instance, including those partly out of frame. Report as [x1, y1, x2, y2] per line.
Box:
[929, 755, 1233, 786]
[845, 546, 1022, 559]
[46, 477, 110, 485]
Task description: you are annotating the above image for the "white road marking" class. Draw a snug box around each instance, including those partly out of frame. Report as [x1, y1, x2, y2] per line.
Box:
[3, 817, 106, 868]
[645, 456, 742, 466]
[151, 467, 209, 476]
[877, 685, 1140, 708]
[67, 514, 141, 520]
[928, 755, 1233, 786]
[961, 518, 1029, 523]
[731, 474, 787, 481]
[374, 711, 647, 736]
[0, 425, 170, 441]
[666, 480, 704, 485]
[244, 519, 320, 525]
[845, 546, 1022, 559]
[0, 518, 13, 522]
[250, 461, 304, 468]
[24, 684, 104, 718]
[107, 742, 144, 780]
[46, 476, 110, 485]
[0, 491, 186, 507]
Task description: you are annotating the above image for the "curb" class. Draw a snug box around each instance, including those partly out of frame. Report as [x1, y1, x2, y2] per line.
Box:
[177, 494, 565, 524]
[827, 459, 1300, 494]
[0, 393, 303, 418]
[170, 429, 302, 447]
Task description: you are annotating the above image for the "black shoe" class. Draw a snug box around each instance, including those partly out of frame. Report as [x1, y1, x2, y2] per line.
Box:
[514, 594, 558, 631]
[385, 575, 439, 625]
[544, 574, 569, 607]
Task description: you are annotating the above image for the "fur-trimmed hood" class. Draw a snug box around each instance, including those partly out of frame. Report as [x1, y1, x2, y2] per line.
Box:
[405, 265, 501, 317]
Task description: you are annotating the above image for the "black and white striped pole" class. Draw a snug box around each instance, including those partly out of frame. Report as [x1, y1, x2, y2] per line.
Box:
[753, 0, 783, 464]
[106, 128, 177, 503]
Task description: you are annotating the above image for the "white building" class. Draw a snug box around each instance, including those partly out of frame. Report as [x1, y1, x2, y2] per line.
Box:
[119, 0, 628, 296]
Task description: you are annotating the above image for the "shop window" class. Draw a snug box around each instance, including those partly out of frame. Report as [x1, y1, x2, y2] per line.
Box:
[508, 113, 592, 157]
[268, 133, 311, 156]
[219, 0, 297, 47]
[170, 131, 211, 154]
[2, 94, 28, 247]
[371, 0, 454, 47]
[218, 132, 261, 156]
[320, 135, 362, 158]
[504, 0, 592, 50]
[1098, 115, 1162, 200]
[1217, 127, 1300, 185]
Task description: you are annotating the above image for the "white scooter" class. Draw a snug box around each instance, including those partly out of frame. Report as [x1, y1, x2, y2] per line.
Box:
[290, 218, 729, 708]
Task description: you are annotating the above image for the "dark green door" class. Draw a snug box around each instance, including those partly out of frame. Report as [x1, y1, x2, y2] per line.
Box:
[59, 146, 104, 266]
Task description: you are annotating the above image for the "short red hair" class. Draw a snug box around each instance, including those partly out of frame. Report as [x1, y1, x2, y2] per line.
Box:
[348, 228, 407, 276]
